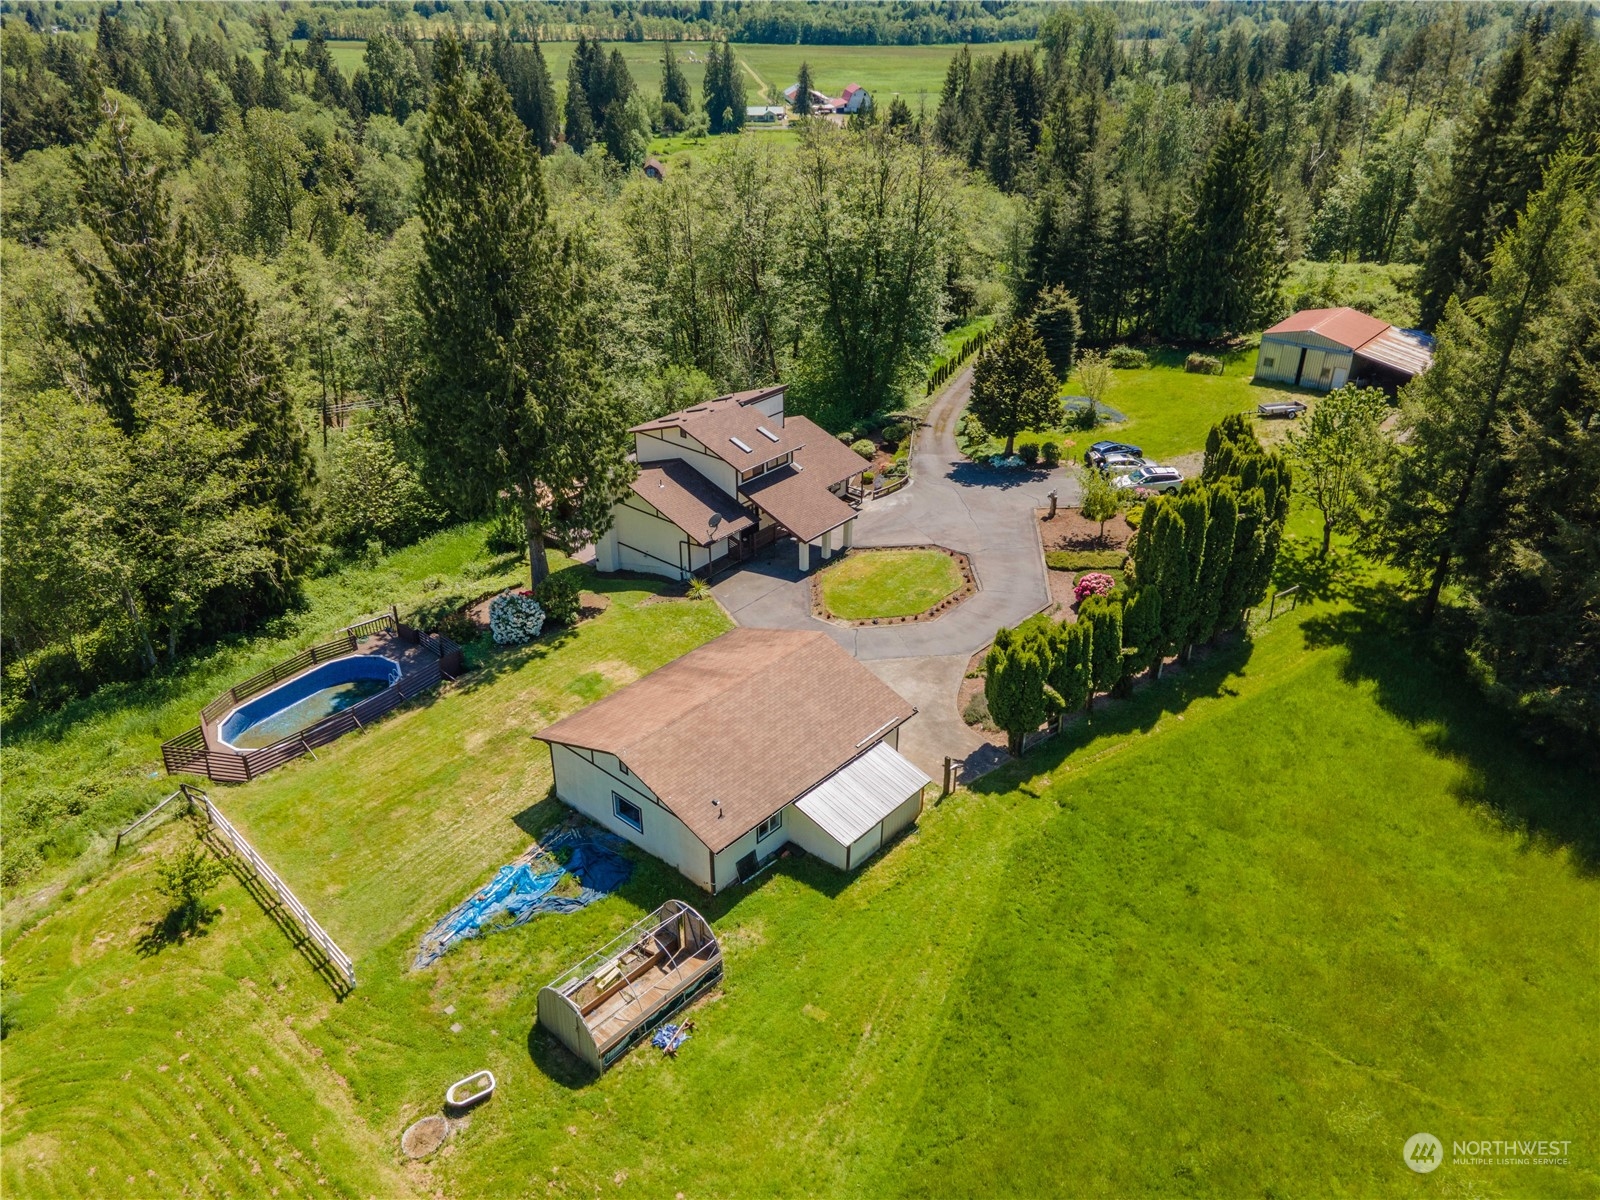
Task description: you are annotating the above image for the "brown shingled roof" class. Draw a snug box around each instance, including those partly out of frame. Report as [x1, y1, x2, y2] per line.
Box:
[630, 460, 754, 545]
[535, 629, 916, 852]
[787, 415, 872, 487]
[739, 464, 857, 542]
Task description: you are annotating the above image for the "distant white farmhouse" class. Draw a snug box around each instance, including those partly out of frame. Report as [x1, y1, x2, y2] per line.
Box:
[536, 628, 930, 892]
[595, 384, 870, 579]
[746, 104, 787, 123]
[1255, 307, 1434, 392]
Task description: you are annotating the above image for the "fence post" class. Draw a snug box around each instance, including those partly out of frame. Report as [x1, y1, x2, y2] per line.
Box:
[942, 756, 954, 798]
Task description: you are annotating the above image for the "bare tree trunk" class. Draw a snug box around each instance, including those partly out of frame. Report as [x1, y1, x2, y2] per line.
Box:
[522, 490, 549, 591]
[122, 587, 158, 672]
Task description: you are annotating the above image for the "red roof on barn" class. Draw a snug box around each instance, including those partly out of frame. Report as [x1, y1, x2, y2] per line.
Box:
[1262, 307, 1390, 351]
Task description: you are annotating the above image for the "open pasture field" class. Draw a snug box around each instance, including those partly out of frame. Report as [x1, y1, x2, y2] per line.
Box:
[5, 533, 1595, 1198]
[296, 39, 1008, 108]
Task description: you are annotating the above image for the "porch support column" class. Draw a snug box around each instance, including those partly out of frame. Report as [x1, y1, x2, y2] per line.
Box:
[842, 519, 854, 550]
[798, 539, 811, 572]
[820, 529, 834, 560]
[596, 529, 619, 572]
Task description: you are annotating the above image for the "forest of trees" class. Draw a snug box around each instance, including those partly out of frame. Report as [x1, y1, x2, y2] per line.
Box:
[1, 2, 1596, 751]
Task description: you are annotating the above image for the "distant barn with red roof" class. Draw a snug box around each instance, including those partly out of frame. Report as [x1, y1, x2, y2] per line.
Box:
[1255, 306, 1435, 391]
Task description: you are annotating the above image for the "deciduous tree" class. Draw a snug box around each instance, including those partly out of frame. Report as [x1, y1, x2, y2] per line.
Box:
[1287, 385, 1390, 556]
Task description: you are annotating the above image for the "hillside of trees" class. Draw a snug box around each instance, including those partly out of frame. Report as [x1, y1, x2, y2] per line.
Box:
[2, 2, 1596, 779]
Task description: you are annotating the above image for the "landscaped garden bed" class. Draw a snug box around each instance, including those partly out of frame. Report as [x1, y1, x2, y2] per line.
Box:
[811, 545, 976, 625]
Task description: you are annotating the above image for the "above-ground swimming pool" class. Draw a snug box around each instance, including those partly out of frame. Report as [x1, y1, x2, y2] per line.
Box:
[218, 655, 402, 750]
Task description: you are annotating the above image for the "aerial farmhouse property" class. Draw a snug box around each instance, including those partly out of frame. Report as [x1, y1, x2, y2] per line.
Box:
[535, 628, 931, 892]
[595, 384, 871, 580]
[1254, 306, 1435, 392]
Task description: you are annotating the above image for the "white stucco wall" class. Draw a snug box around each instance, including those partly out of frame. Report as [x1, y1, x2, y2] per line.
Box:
[611, 500, 691, 580]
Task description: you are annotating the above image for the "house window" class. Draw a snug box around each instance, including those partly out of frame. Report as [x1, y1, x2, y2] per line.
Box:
[613, 793, 643, 833]
[756, 811, 783, 842]
[1262, 356, 1275, 369]
[617, 759, 630, 776]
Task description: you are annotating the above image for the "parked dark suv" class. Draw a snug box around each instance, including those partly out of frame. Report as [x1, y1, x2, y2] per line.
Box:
[1084, 440, 1143, 468]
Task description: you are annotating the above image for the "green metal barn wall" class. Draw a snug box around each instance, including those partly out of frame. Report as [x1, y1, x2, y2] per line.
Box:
[1255, 334, 1353, 391]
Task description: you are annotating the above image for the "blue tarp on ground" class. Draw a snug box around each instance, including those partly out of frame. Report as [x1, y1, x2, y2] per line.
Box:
[651, 1023, 691, 1053]
[413, 829, 632, 969]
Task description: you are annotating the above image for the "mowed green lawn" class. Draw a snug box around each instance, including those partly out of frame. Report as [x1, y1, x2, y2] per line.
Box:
[818, 548, 964, 620]
[5, 566, 1597, 1196]
[1074, 346, 1316, 462]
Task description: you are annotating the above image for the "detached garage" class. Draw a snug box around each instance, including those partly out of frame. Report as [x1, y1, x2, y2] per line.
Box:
[1255, 307, 1434, 392]
[534, 628, 930, 893]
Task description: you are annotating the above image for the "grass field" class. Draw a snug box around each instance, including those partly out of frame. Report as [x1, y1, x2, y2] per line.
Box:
[5, 521, 1596, 1197]
[294, 39, 1001, 109]
[817, 548, 964, 620]
[0, 523, 534, 929]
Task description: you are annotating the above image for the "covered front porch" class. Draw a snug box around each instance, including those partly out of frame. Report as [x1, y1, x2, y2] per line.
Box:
[738, 464, 860, 573]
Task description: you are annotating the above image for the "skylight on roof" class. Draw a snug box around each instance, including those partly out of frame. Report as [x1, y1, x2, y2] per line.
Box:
[730, 436, 753, 453]
[757, 426, 781, 442]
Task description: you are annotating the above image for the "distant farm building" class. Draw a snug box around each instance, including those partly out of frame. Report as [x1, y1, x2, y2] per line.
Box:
[835, 83, 871, 113]
[746, 104, 787, 123]
[1255, 307, 1435, 392]
[643, 156, 666, 181]
[535, 628, 930, 893]
[783, 82, 836, 113]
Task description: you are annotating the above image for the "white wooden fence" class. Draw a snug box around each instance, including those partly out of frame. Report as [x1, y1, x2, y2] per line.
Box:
[181, 784, 356, 990]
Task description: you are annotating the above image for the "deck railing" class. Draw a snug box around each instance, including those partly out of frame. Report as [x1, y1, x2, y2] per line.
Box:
[162, 611, 462, 783]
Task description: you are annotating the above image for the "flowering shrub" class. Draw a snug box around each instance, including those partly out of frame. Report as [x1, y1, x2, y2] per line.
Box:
[1073, 572, 1117, 603]
[489, 590, 546, 645]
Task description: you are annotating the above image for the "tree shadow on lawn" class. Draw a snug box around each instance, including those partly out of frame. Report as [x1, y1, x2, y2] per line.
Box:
[946, 461, 1048, 490]
[968, 628, 1261, 798]
[1300, 589, 1600, 876]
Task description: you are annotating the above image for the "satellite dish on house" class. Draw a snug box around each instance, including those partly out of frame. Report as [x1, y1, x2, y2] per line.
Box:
[709, 514, 722, 531]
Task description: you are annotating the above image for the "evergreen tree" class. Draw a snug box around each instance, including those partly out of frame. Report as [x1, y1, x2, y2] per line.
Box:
[1047, 620, 1092, 715]
[1219, 487, 1270, 631]
[1131, 495, 1187, 665]
[968, 320, 1058, 457]
[1162, 115, 1284, 340]
[260, 51, 290, 111]
[1192, 485, 1239, 645]
[886, 95, 914, 133]
[985, 627, 1049, 754]
[1413, 40, 1533, 329]
[794, 61, 815, 115]
[1028, 286, 1080, 382]
[1082, 594, 1124, 703]
[564, 71, 595, 152]
[71, 109, 314, 627]
[413, 37, 631, 591]
[659, 40, 692, 132]
[1171, 489, 1210, 658]
[1380, 149, 1596, 625]
[1120, 585, 1163, 680]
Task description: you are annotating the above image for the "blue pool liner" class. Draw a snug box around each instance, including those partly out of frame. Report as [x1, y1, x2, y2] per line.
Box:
[413, 829, 632, 969]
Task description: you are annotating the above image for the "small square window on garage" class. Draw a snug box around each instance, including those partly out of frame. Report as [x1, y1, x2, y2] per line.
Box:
[1262, 356, 1275, 368]
[613, 793, 643, 832]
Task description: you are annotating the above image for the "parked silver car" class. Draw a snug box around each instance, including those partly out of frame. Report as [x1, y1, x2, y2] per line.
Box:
[1115, 465, 1184, 494]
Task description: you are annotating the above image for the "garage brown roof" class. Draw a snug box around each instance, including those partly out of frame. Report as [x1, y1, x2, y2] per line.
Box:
[787, 415, 872, 486]
[739, 464, 857, 542]
[630, 460, 754, 546]
[535, 629, 916, 852]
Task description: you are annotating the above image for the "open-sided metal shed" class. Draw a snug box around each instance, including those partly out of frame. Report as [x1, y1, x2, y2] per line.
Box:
[537, 900, 722, 1072]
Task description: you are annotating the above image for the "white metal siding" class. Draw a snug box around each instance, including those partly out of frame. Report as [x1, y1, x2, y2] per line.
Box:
[794, 742, 931, 845]
[635, 431, 740, 495]
[784, 801, 848, 869]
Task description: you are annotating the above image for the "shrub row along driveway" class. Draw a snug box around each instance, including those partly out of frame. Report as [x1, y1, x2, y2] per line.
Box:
[713, 366, 1081, 780]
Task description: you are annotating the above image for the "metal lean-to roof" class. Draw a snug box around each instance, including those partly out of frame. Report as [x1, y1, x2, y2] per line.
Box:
[1353, 326, 1435, 377]
[794, 742, 932, 846]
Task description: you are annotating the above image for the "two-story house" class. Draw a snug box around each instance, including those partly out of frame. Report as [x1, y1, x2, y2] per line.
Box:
[595, 384, 871, 580]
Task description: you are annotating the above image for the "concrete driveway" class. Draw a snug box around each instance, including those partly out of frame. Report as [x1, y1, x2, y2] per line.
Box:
[713, 367, 1082, 781]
